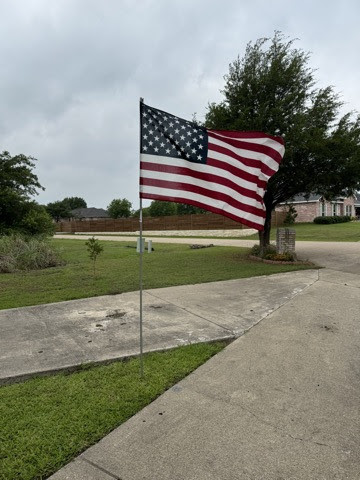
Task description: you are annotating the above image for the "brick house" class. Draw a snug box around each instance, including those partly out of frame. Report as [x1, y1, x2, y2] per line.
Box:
[276, 194, 359, 222]
[70, 207, 109, 221]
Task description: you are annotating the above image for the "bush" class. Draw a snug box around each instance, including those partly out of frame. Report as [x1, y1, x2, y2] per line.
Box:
[263, 252, 295, 262]
[0, 235, 65, 273]
[250, 244, 295, 262]
[284, 204, 298, 225]
[313, 215, 352, 224]
[250, 244, 276, 257]
[20, 205, 55, 236]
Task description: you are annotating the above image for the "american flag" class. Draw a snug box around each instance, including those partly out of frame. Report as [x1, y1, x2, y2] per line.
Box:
[139, 102, 284, 230]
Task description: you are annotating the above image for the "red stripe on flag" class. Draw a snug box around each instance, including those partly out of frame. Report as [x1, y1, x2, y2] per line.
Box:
[140, 177, 265, 218]
[210, 129, 285, 145]
[208, 143, 275, 181]
[140, 161, 264, 202]
[208, 131, 282, 167]
[205, 156, 267, 190]
[139, 192, 265, 230]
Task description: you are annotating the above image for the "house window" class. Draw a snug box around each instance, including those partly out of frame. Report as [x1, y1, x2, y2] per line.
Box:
[320, 201, 326, 217]
[332, 203, 337, 216]
[345, 205, 352, 216]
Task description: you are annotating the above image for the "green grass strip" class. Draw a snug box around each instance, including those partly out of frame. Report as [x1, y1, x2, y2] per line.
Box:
[0, 342, 226, 480]
[0, 240, 313, 310]
[244, 221, 360, 242]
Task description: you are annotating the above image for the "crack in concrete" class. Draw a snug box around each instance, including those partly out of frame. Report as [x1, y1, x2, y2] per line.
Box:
[81, 457, 123, 479]
[185, 386, 335, 452]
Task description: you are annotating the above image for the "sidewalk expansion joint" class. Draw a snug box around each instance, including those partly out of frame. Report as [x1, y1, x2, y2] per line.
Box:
[145, 291, 234, 333]
[234, 275, 320, 335]
[81, 457, 123, 479]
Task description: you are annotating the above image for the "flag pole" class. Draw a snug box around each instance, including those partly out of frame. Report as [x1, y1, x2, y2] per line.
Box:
[139, 97, 144, 378]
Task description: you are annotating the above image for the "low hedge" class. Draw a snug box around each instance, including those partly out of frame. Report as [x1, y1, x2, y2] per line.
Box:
[313, 215, 352, 224]
[0, 235, 65, 273]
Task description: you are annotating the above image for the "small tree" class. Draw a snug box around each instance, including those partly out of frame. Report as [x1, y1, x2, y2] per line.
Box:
[283, 204, 298, 225]
[85, 237, 104, 277]
[107, 198, 132, 218]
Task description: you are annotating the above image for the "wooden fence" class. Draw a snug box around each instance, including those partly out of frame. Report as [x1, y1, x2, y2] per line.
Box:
[55, 211, 286, 233]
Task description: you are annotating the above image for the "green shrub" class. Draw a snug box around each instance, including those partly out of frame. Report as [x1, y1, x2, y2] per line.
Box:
[250, 244, 276, 257]
[263, 252, 295, 262]
[284, 204, 298, 225]
[250, 244, 295, 262]
[313, 215, 352, 224]
[0, 235, 65, 273]
[20, 205, 55, 236]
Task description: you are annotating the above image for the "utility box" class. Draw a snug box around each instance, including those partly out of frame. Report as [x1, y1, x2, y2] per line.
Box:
[276, 228, 296, 254]
[136, 238, 145, 253]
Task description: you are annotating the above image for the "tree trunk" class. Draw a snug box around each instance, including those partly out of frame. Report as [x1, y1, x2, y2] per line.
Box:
[258, 196, 273, 253]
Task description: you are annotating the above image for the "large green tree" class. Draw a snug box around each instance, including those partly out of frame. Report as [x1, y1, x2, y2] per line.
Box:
[206, 32, 360, 247]
[63, 196, 87, 210]
[0, 151, 53, 235]
[46, 200, 72, 222]
[107, 198, 132, 218]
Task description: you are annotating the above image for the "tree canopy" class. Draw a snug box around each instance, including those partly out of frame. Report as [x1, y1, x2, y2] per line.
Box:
[63, 197, 87, 209]
[46, 197, 87, 221]
[46, 200, 72, 222]
[107, 198, 132, 218]
[148, 200, 177, 217]
[0, 151, 53, 235]
[206, 32, 360, 245]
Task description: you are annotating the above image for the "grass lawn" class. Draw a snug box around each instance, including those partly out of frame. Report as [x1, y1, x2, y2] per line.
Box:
[243, 221, 360, 242]
[0, 342, 226, 480]
[0, 239, 314, 310]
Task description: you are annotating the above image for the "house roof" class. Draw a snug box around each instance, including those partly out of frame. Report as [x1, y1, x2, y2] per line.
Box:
[71, 207, 109, 218]
[291, 194, 322, 203]
[284, 193, 352, 204]
[354, 193, 360, 206]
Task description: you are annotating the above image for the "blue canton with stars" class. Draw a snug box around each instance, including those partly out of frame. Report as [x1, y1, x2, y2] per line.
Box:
[140, 103, 208, 164]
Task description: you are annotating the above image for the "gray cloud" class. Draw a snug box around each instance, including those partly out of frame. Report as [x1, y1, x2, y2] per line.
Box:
[1, 0, 360, 209]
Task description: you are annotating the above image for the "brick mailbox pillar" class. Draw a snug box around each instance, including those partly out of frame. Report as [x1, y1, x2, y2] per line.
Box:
[276, 228, 296, 254]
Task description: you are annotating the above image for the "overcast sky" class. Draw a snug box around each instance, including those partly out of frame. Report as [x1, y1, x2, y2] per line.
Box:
[1, 0, 360, 210]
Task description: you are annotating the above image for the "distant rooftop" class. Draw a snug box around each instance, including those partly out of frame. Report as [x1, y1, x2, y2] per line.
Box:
[71, 207, 109, 218]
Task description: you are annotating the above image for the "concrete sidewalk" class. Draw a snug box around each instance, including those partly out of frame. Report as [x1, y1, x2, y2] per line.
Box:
[0, 270, 317, 385]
